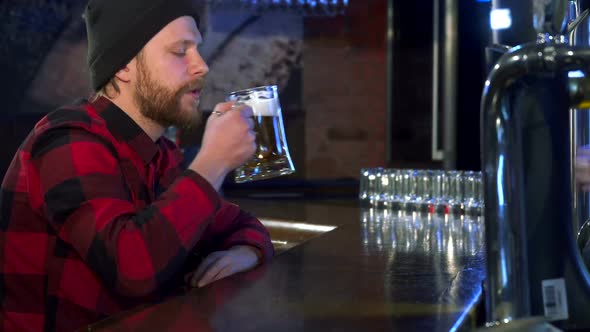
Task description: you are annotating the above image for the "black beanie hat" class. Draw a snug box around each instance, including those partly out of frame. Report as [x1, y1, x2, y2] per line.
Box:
[83, 0, 206, 91]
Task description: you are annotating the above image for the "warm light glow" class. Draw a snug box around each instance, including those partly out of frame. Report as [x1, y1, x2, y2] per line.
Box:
[260, 219, 337, 232]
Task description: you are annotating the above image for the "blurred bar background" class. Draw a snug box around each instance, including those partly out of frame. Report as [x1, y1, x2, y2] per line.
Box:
[0, 0, 532, 198]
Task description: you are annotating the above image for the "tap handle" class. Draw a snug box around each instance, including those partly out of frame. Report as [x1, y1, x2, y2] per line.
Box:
[533, 0, 569, 36]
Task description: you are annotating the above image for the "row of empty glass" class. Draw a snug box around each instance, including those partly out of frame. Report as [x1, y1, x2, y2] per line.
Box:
[359, 168, 483, 215]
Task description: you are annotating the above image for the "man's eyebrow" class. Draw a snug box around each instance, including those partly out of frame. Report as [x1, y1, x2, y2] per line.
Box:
[166, 39, 202, 48]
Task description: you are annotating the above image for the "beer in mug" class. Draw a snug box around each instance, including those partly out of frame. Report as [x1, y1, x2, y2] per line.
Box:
[226, 85, 295, 183]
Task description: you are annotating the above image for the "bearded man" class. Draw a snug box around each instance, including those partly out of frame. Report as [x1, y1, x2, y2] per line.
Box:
[0, 1, 274, 331]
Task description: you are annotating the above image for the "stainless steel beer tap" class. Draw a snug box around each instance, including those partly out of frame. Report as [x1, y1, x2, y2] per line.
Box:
[481, 0, 590, 329]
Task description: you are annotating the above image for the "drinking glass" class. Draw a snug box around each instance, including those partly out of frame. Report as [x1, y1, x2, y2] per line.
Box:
[226, 85, 295, 183]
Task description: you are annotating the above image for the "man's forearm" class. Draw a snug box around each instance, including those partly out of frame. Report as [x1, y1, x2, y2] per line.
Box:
[188, 151, 229, 191]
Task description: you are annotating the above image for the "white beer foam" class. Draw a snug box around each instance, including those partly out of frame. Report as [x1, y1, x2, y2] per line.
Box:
[244, 98, 279, 116]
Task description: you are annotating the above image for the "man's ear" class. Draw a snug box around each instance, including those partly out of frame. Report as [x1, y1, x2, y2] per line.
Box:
[114, 64, 132, 84]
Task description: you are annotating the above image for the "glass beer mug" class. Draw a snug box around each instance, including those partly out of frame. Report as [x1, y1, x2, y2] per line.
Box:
[226, 85, 295, 183]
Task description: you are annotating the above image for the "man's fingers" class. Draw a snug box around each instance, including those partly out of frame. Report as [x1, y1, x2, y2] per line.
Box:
[213, 264, 236, 282]
[188, 247, 259, 288]
[190, 253, 222, 287]
[247, 117, 255, 130]
[210, 101, 239, 117]
[197, 262, 223, 287]
[210, 103, 253, 121]
[198, 257, 232, 288]
[239, 105, 254, 118]
[199, 262, 236, 288]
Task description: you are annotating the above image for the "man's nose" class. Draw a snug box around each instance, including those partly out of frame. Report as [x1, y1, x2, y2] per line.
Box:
[188, 51, 209, 77]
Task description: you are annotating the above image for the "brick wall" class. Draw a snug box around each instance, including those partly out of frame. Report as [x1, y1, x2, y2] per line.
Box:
[303, 39, 386, 179]
[303, 0, 387, 179]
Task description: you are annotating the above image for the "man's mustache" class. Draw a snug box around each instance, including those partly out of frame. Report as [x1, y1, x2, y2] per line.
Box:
[184, 78, 205, 92]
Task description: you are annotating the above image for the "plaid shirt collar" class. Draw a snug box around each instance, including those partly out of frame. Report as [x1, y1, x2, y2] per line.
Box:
[90, 96, 158, 165]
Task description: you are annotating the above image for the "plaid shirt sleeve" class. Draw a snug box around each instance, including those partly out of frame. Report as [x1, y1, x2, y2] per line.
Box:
[157, 139, 274, 263]
[27, 126, 239, 298]
[209, 200, 274, 262]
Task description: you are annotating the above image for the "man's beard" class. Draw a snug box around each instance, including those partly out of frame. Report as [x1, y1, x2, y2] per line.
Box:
[133, 55, 203, 130]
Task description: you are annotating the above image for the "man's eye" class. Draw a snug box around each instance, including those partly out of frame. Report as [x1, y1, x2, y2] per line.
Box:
[172, 50, 186, 56]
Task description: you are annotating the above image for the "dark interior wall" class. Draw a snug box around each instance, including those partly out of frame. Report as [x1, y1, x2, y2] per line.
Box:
[0, 113, 46, 179]
[456, 0, 492, 171]
[390, 0, 491, 171]
[0, 2, 79, 179]
[0, 1, 81, 114]
[389, 0, 434, 166]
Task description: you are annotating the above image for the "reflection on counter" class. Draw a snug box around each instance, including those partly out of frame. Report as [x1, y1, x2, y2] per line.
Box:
[360, 207, 484, 257]
[360, 205, 487, 331]
[260, 218, 337, 254]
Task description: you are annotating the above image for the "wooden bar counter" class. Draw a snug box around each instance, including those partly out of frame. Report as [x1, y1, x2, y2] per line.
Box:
[85, 199, 486, 332]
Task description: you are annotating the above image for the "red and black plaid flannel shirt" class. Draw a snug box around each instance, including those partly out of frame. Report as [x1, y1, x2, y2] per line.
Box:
[0, 97, 273, 332]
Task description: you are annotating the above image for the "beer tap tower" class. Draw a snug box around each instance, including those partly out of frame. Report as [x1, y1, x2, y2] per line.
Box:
[481, 0, 590, 329]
